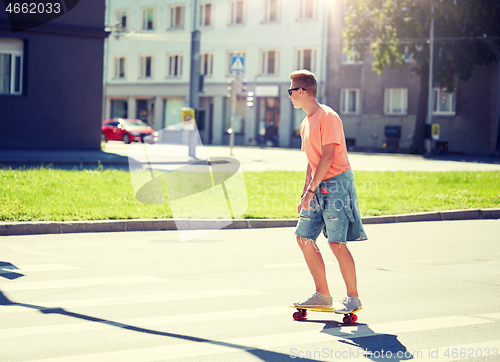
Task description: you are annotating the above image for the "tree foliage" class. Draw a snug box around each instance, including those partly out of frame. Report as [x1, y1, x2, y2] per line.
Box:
[342, 0, 500, 153]
[343, 0, 500, 92]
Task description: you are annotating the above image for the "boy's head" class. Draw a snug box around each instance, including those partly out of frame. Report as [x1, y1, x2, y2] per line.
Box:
[289, 69, 317, 97]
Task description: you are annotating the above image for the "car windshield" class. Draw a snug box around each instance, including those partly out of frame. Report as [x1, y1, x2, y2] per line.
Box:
[123, 120, 148, 128]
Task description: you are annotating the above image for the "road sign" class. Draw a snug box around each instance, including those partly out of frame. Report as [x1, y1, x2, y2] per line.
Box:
[231, 56, 245, 72]
[432, 123, 440, 140]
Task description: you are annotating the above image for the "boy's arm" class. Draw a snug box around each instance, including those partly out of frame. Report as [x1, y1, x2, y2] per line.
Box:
[302, 163, 313, 196]
[299, 143, 335, 211]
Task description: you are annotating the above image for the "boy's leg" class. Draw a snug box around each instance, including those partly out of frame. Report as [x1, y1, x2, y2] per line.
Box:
[329, 242, 358, 297]
[296, 236, 330, 296]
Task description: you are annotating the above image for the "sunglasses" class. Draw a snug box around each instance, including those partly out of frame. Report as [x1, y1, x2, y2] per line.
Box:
[288, 87, 306, 96]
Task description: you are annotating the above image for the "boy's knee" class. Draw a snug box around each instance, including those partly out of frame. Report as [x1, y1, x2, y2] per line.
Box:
[329, 242, 345, 255]
[296, 235, 320, 252]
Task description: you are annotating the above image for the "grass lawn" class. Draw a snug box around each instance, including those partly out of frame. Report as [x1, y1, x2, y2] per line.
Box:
[0, 168, 499, 222]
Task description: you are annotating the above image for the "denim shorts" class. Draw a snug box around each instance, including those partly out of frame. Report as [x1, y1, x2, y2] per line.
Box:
[295, 169, 367, 244]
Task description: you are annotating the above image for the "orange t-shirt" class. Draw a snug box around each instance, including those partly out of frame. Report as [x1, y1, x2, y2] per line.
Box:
[300, 104, 351, 180]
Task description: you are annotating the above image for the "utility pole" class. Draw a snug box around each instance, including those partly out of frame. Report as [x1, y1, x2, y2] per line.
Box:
[187, 0, 201, 158]
[229, 73, 242, 156]
[426, 1, 435, 155]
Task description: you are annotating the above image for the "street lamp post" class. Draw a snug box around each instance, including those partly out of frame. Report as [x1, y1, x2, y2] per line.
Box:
[188, 0, 201, 158]
[426, 2, 435, 155]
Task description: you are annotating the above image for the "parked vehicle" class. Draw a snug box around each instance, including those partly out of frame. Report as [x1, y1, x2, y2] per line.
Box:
[102, 118, 158, 144]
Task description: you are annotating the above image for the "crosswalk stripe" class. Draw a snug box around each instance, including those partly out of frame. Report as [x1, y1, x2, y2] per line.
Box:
[0, 264, 79, 274]
[13, 315, 494, 361]
[478, 312, 500, 319]
[0, 288, 265, 314]
[0, 306, 286, 339]
[0, 276, 166, 291]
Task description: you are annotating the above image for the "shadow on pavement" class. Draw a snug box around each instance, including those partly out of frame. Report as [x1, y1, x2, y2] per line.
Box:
[0, 262, 24, 280]
[0, 289, 320, 361]
[299, 319, 413, 361]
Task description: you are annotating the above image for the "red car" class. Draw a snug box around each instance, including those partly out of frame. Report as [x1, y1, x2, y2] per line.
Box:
[102, 118, 158, 144]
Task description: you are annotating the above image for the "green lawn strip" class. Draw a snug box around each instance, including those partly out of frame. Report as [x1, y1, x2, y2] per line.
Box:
[0, 168, 499, 222]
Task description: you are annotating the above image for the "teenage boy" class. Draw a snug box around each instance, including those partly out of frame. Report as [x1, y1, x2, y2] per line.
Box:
[289, 69, 367, 313]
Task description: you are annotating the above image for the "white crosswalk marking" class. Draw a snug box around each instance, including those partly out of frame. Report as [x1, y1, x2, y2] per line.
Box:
[1, 263, 498, 361]
[9, 315, 495, 361]
[479, 312, 500, 319]
[0, 264, 79, 274]
[0, 275, 166, 291]
[0, 288, 265, 314]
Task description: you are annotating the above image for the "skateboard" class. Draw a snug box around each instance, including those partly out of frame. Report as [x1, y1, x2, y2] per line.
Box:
[290, 305, 362, 324]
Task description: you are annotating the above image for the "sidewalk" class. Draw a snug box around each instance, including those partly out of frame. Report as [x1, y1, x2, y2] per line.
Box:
[1, 142, 499, 236]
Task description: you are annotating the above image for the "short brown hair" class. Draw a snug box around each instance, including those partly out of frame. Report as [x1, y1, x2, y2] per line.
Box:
[289, 69, 317, 96]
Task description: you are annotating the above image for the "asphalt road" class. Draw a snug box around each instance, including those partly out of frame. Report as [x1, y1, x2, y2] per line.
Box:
[0, 220, 499, 361]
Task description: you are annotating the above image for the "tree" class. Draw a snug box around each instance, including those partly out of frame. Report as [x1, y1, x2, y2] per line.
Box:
[342, 0, 500, 153]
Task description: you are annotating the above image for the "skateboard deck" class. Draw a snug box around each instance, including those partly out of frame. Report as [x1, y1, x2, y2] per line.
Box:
[290, 305, 362, 324]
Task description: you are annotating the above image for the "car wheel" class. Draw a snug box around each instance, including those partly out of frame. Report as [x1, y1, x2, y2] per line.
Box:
[101, 133, 107, 143]
[122, 134, 131, 144]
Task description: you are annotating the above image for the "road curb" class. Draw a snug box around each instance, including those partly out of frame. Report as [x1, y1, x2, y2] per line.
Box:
[1, 209, 499, 236]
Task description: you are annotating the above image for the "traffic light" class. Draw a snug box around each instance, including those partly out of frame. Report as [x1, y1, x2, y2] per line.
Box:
[247, 91, 254, 107]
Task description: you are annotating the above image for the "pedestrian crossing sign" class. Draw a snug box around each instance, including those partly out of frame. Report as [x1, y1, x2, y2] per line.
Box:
[231, 56, 245, 72]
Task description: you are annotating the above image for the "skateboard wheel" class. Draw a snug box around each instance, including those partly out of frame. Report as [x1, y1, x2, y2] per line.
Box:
[343, 315, 353, 324]
[293, 311, 304, 321]
[352, 314, 358, 323]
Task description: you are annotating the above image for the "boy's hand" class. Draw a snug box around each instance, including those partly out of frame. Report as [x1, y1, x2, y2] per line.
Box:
[298, 192, 314, 213]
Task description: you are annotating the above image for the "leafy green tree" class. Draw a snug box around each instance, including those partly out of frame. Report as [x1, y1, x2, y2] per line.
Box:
[343, 0, 500, 153]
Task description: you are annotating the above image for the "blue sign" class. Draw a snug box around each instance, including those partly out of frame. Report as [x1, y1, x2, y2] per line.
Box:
[231, 56, 245, 72]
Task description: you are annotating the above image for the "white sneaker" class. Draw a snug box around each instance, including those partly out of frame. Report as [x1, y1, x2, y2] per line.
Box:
[293, 292, 333, 308]
[334, 295, 362, 314]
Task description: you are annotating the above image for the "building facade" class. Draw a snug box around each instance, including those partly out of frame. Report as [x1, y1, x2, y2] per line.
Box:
[0, 0, 108, 150]
[104, 0, 329, 148]
[327, 0, 500, 156]
[104, 0, 500, 156]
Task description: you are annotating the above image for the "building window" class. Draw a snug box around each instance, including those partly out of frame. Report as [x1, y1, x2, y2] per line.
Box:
[342, 43, 363, 64]
[110, 99, 128, 119]
[230, 0, 244, 25]
[169, 5, 184, 29]
[142, 8, 155, 30]
[261, 50, 279, 75]
[384, 88, 408, 115]
[116, 10, 128, 30]
[228, 51, 245, 74]
[340, 89, 360, 114]
[200, 53, 213, 76]
[167, 54, 183, 77]
[114, 57, 126, 79]
[433, 88, 455, 115]
[299, 0, 315, 19]
[200, 3, 213, 27]
[264, 0, 279, 22]
[0, 38, 23, 95]
[297, 48, 316, 72]
[140, 56, 153, 78]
